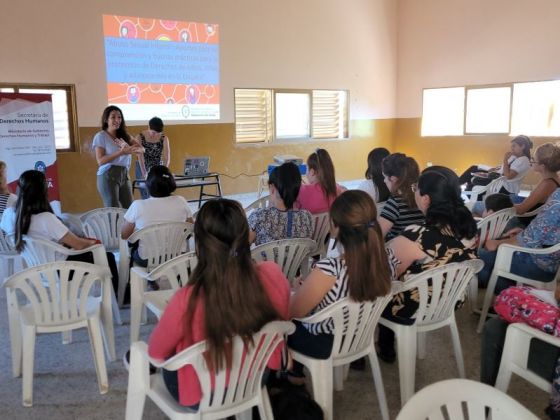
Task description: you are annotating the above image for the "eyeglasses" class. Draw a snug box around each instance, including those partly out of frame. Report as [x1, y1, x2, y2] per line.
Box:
[411, 183, 418, 193]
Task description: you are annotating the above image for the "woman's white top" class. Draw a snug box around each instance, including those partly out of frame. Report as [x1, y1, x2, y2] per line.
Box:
[356, 179, 379, 202]
[500, 155, 530, 194]
[0, 208, 68, 242]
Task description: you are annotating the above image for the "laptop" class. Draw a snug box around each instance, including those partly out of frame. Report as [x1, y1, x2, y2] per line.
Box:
[183, 156, 210, 177]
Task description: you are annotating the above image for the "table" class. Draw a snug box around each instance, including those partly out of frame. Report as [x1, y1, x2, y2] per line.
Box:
[133, 173, 222, 208]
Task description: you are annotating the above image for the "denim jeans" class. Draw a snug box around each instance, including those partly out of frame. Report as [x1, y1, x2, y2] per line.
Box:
[135, 161, 149, 200]
[478, 248, 556, 294]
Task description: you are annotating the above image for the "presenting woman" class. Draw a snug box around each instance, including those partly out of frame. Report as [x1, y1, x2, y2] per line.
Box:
[93, 105, 143, 208]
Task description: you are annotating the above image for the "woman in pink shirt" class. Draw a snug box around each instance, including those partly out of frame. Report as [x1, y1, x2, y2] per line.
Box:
[147, 199, 290, 408]
[297, 148, 345, 214]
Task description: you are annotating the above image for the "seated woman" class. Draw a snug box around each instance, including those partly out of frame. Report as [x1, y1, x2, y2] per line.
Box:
[0, 170, 119, 290]
[459, 134, 533, 195]
[148, 199, 290, 408]
[507, 142, 560, 227]
[378, 167, 478, 362]
[0, 161, 17, 215]
[249, 162, 313, 246]
[478, 187, 560, 295]
[121, 165, 193, 266]
[378, 153, 424, 240]
[356, 147, 391, 203]
[288, 190, 393, 381]
[297, 148, 344, 214]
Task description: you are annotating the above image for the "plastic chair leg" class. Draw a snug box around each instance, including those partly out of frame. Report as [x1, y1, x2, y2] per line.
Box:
[236, 409, 252, 420]
[469, 274, 479, 313]
[22, 325, 36, 407]
[130, 279, 143, 344]
[449, 320, 466, 378]
[125, 345, 148, 420]
[7, 293, 22, 378]
[395, 325, 417, 405]
[259, 388, 274, 420]
[368, 350, 390, 420]
[417, 331, 427, 360]
[118, 256, 129, 307]
[333, 365, 345, 391]
[477, 272, 499, 333]
[88, 317, 109, 394]
[308, 360, 334, 420]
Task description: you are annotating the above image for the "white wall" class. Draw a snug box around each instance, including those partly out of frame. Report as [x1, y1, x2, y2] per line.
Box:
[396, 0, 560, 117]
[0, 0, 398, 126]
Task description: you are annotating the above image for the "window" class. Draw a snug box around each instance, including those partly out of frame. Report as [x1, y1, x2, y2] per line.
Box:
[511, 80, 560, 136]
[0, 83, 79, 151]
[421, 87, 465, 136]
[234, 88, 348, 143]
[465, 86, 511, 134]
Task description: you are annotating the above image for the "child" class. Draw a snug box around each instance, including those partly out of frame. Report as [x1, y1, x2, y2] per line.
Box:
[482, 193, 514, 217]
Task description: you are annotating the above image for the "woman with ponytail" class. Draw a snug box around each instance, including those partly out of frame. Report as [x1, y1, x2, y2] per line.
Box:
[377, 166, 478, 362]
[288, 190, 394, 382]
[297, 148, 344, 214]
[378, 153, 424, 239]
[148, 199, 290, 408]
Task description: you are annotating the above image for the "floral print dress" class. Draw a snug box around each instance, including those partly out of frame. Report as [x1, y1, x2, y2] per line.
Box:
[386, 224, 478, 324]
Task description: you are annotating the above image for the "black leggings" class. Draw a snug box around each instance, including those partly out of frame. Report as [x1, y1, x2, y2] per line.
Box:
[287, 321, 334, 375]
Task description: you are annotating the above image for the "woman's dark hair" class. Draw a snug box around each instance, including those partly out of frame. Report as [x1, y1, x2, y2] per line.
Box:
[381, 153, 419, 208]
[417, 167, 477, 240]
[268, 162, 302, 209]
[365, 147, 390, 202]
[148, 116, 164, 133]
[146, 165, 176, 198]
[14, 170, 54, 252]
[511, 135, 533, 159]
[330, 190, 391, 301]
[101, 105, 131, 143]
[484, 193, 514, 213]
[307, 149, 337, 199]
[185, 199, 279, 371]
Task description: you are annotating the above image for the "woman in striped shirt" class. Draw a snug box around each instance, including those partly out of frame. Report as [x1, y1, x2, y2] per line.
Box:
[288, 190, 394, 383]
[378, 153, 425, 240]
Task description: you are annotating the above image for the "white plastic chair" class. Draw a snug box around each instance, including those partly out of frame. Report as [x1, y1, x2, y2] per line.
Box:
[81, 207, 127, 305]
[477, 242, 560, 333]
[469, 207, 516, 312]
[496, 322, 560, 395]
[125, 320, 295, 420]
[291, 296, 393, 420]
[310, 212, 330, 259]
[463, 176, 507, 210]
[251, 238, 316, 285]
[12, 235, 118, 360]
[60, 212, 86, 237]
[396, 378, 538, 420]
[0, 230, 23, 282]
[518, 204, 544, 219]
[244, 195, 271, 217]
[130, 252, 198, 343]
[379, 260, 484, 405]
[4, 261, 111, 407]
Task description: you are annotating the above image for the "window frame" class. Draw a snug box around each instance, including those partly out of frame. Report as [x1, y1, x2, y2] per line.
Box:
[234, 87, 349, 144]
[0, 82, 80, 152]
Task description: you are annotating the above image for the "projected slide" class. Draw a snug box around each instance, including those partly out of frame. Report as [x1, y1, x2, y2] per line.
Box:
[103, 15, 219, 121]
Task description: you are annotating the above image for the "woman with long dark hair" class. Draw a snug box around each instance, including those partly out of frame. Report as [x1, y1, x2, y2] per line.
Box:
[378, 153, 424, 240]
[288, 190, 393, 382]
[93, 105, 143, 208]
[148, 199, 290, 408]
[249, 162, 313, 245]
[297, 148, 344, 214]
[356, 147, 391, 203]
[377, 166, 478, 362]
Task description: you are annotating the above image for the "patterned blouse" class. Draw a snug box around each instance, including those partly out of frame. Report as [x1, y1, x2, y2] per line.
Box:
[387, 224, 477, 322]
[140, 133, 165, 174]
[248, 207, 313, 246]
[517, 188, 560, 273]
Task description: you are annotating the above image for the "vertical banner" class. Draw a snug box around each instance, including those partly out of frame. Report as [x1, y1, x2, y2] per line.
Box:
[0, 93, 61, 213]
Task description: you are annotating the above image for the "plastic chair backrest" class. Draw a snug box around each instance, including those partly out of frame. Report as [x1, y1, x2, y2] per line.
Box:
[396, 378, 538, 420]
[311, 212, 330, 257]
[146, 251, 198, 289]
[398, 260, 483, 327]
[60, 213, 86, 237]
[158, 320, 295, 413]
[3, 261, 109, 327]
[0, 229, 14, 253]
[244, 195, 271, 216]
[127, 222, 194, 271]
[468, 176, 507, 202]
[15, 235, 73, 266]
[476, 207, 516, 251]
[251, 238, 316, 281]
[81, 207, 126, 252]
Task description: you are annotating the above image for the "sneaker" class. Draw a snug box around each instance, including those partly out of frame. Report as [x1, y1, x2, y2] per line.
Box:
[123, 350, 157, 374]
